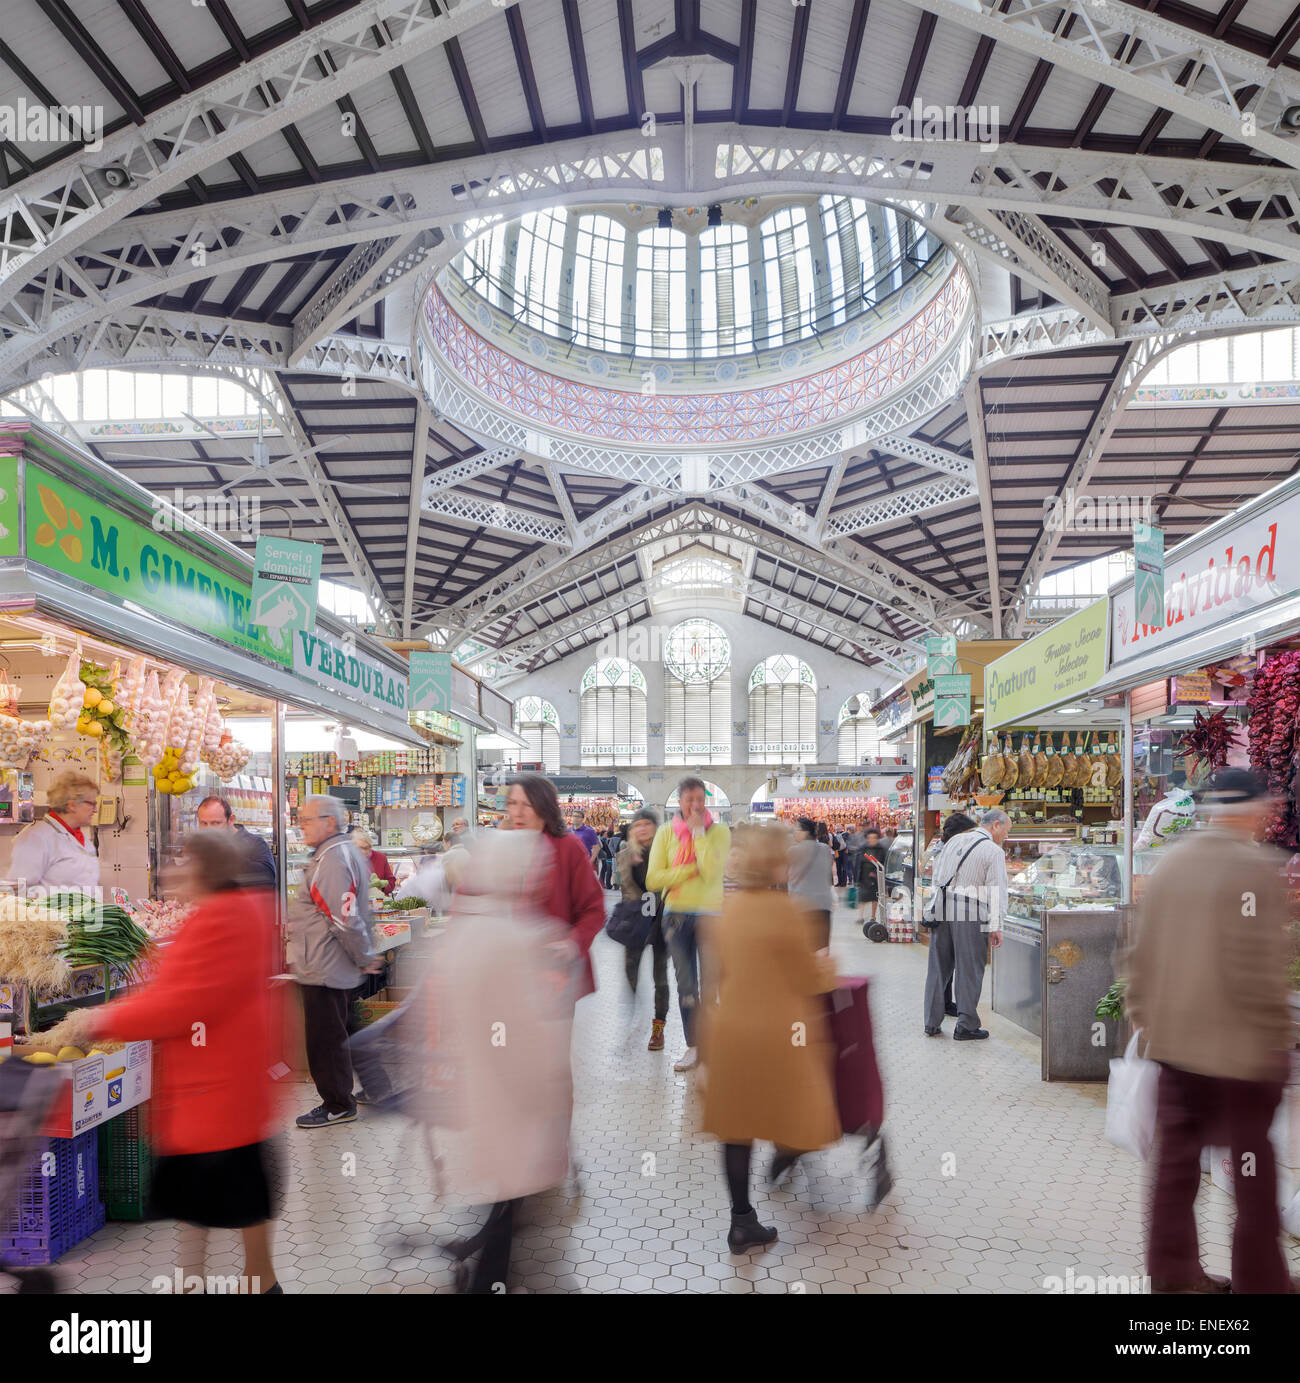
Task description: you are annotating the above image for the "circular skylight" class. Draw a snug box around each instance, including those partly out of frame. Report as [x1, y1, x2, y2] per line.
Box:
[447, 198, 941, 362]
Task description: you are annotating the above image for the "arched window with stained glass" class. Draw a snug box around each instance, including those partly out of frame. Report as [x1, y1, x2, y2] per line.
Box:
[664, 619, 731, 766]
[838, 693, 887, 767]
[510, 695, 561, 772]
[580, 658, 648, 766]
[748, 655, 817, 764]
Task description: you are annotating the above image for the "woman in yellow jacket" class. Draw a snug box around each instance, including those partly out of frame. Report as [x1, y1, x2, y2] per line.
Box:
[646, 777, 730, 1072]
[699, 822, 841, 1251]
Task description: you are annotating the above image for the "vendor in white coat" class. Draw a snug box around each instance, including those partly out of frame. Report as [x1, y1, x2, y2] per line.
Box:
[9, 770, 101, 892]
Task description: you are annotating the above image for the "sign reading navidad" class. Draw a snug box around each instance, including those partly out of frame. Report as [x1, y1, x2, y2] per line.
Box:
[984, 598, 1109, 729]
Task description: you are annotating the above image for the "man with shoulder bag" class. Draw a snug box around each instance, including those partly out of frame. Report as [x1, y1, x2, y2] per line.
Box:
[607, 810, 669, 1050]
[921, 809, 1009, 1040]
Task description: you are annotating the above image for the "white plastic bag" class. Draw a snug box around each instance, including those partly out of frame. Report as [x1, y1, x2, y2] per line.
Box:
[1283, 1188, 1300, 1239]
[1105, 1029, 1160, 1161]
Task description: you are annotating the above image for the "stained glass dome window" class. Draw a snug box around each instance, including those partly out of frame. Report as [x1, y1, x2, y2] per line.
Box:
[665, 619, 731, 684]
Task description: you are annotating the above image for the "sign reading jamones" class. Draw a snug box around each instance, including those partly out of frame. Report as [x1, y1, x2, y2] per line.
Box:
[1110, 490, 1291, 665]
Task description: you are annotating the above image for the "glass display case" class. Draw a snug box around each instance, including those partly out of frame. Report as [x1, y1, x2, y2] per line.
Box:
[1006, 838, 1125, 921]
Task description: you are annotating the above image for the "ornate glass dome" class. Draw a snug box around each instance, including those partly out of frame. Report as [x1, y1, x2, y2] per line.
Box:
[448, 197, 942, 363]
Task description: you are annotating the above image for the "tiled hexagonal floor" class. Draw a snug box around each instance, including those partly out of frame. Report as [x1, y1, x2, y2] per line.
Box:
[24, 903, 1300, 1293]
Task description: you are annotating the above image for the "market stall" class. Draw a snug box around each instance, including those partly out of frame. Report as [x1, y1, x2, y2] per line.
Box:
[1086, 473, 1300, 1015]
[873, 640, 1017, 920]
[973, 601, 1124, 1078]
[765, 764, 913, 835]
[0, 419, 426, 1255]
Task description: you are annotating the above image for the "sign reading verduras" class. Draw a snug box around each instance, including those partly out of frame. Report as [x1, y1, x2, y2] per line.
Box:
[984, 599, 1109, 729]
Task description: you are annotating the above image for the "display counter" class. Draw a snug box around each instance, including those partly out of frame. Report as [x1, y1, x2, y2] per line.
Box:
[993, 905, 1124, 1080]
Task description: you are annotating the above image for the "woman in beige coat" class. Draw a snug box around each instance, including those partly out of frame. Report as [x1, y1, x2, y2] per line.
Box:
[699, 823, 841, 1251]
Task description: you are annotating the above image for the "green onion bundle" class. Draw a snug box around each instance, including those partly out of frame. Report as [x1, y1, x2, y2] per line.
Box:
[49, 894, 154, 981]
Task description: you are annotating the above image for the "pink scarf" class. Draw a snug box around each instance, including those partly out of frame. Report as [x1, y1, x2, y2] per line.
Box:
[671, 810, 713, 866]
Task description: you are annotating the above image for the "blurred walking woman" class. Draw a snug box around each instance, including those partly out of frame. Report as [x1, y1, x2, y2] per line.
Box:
[700, 823, 840, 1252]
[77, 830, 284, 1293]
[432, 830, 579, 1293]
[788, 816, 835, 950]
[505, 773, 607, 998]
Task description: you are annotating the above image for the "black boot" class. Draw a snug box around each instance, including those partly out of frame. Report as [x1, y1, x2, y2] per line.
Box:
[727, 1210, 778, 1252]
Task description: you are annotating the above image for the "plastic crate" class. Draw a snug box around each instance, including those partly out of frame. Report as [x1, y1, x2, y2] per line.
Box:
[98, 1101, 152, 1221]
[0, 1129, 104, 1265]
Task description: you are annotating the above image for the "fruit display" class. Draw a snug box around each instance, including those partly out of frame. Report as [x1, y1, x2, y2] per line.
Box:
[76, 661, 131, 758]
[151, 745, 194, 796]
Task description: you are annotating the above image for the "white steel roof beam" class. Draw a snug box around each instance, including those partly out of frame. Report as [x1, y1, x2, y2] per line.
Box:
[9, 133, 1299, 390]
[826, 474, 977, 535]
[0, 0, 520, 307]
[895, 0, 1300, 174]
[421, 488, 569, 545]
[1009, 335, 1173, 635]
[290, 229, 442, 364]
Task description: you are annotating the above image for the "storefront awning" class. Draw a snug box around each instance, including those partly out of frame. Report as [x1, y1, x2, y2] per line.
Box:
[1088, 591, 1300, 699]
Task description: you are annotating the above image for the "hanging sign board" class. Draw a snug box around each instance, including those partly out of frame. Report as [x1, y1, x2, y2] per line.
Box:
[409, 651, 453, 714]
[251, 536, 322, 658]
[933, 674, 971, 728]
[984, 598, 1109, 729]
[1133, 522, 1165, 631]
[925, 634, 958, 677]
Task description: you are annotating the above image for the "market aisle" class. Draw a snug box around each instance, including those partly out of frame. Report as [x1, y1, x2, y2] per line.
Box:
[32, 905, 1300, 1294]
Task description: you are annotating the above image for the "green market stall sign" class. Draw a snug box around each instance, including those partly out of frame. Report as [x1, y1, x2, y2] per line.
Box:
[24, 464, 286, 666]
[984, 598, 1109, 729]
[0, 457, 19, 556]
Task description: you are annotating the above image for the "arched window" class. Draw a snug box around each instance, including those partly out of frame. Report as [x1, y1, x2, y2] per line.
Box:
[664, 619, 731, 765]
[509, 695, 560, 772]
[580, 657, 647, 766]
[760, 206, 814, 345]
[748, 655, 817, 764]
[838, 693, 887, 766]
[699, 222, 753, 353]
[634, 225, 687, 356]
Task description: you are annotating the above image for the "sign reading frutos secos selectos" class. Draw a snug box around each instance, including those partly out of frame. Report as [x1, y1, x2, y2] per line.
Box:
[984, 599, 1110, 729]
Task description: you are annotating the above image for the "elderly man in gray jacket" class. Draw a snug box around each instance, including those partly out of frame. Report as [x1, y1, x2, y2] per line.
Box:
[923, 808, 1009, 1040]
[289, 795, 382, 1128]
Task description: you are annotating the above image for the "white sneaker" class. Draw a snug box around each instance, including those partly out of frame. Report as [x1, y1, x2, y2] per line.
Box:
[673, 1047, 699, 1072]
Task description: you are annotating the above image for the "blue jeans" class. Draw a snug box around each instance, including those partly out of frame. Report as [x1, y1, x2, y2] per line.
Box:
[662, 910, 701, 1047]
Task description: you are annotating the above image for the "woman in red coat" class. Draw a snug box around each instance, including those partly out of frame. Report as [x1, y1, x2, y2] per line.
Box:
[505, 773, 607, 1000]
[75, 830, 285, 1294]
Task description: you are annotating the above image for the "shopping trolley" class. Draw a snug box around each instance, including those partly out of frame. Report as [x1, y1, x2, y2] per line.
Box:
[860, 855, 915, 944]
[0, 1060, 63, 1292]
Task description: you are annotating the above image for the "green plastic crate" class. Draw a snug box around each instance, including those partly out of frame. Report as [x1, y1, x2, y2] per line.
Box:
[97, 1101, 153, 1221]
